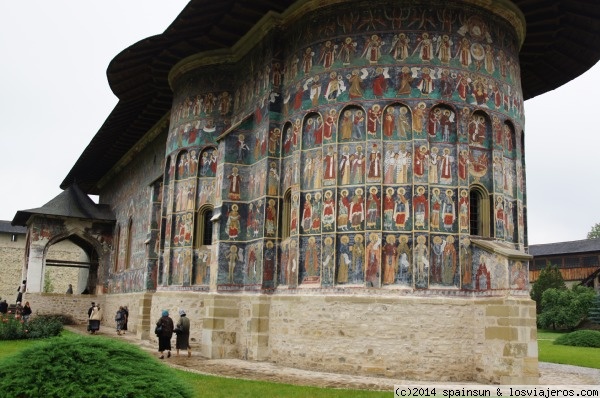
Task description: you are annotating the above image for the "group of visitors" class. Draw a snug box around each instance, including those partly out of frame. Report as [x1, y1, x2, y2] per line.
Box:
[3, 281, 34, 322]
[155, 309, 191, 359]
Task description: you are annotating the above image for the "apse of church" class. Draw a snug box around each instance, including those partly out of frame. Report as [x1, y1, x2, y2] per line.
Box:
[162, 0, 528, 293]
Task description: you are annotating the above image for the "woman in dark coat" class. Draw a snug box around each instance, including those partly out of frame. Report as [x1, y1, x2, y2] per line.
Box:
[156, 310, 174, 359]
[175, 309, 191, 357]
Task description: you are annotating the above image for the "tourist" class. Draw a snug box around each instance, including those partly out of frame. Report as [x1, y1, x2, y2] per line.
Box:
[66, 284, 73, 294]
[122, 306, 129, 333]
[16, 280, 26, 303]
[155, 310, 174, 359]
[15, 302, 23, 318]
[89, 303, 103, 334]
[21, 301, 32, 322]
[0, 299, 7, 314]
[175, 309, 191, 357]
[87, 302, 95, 332]
[115, 306, 126, 335]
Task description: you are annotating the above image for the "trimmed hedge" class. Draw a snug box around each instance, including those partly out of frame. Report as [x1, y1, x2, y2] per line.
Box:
[554, 330, 600, 348]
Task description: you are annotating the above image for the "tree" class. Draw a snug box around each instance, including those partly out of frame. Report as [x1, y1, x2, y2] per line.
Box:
[537, 285, 596, 330]
[587, 223, 600, 239]
[530, 264, 566, 313]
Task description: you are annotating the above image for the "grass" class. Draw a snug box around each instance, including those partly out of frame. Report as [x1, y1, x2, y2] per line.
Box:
[175, 371, 388, 398]
[537, 330, 600, 369]
[0, 331, 388, 398]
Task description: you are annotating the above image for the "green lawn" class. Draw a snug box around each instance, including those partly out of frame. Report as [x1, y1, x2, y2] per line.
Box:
[0, 331, 388, 398]
[537, 330, 600, 369]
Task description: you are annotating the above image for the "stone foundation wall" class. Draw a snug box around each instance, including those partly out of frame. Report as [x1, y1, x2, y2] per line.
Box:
[144, 292, 538, 384]
[268, 295, 477, 381]
[19, 291, 537, 384]
[22, 293, 100, 324]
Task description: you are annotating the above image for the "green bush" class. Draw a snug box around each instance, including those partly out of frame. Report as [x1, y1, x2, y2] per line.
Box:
[0, 314, 64, 340]
[25, 315, 64, 339]
[0, 313, 27, 340]
[554, 330, 600, 348]
[0, 335, 193, 398]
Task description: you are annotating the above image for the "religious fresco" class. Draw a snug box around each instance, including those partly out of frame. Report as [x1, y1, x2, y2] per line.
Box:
[155, 0, 531, 293]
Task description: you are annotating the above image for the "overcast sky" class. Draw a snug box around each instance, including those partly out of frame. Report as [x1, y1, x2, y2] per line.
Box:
[1, 1, 598, 245]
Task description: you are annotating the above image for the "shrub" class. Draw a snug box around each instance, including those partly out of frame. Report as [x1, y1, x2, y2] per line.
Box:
[0, 314, 64, 340]
[0, 313, 27, 340]
[0, 335, 193, 398]
[25, 315, 64, 339]
[554, 330, 600, 348]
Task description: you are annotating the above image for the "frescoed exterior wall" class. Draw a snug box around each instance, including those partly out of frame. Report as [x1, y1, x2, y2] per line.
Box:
[164, 0, 529, 294]
[101, 125, 168, 293]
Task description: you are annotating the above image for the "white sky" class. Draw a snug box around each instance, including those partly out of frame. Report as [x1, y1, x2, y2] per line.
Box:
[0, 1, 598, 245]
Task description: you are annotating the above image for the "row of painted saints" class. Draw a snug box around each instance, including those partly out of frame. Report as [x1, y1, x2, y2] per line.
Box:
[277, 233, 466, 288]
[273, 236, 526, 289]
[220, 187, 516, 243]
[292, 186, 463, 234]
[284, 106, 516, 152]
[288, 32, 518, 78]
[282, 66, 522, 115]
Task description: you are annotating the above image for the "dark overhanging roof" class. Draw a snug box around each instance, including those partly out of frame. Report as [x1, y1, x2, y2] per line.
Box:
[11, 183, 115, 227]
[529, 238, 600, 257]
[60, 0, 600, 194]
[0, 220, 27, 234]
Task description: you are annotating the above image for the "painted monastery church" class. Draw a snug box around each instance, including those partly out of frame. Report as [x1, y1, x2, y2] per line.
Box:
[12, 0, 600, 384]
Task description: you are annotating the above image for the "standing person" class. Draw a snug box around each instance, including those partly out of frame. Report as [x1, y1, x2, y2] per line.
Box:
[0, 299, 8, 314]
[115, 306, 126, 335]
[175, 309, 191, 357]
[87, 302, 95, 332]
[156, 310, 174, 359]
[16, 280, 26, 304]
[66, 284, 73, 294]
[122, 306, 129, 334]
[21, 301, 32, 322]
[89, 304, 103, 334]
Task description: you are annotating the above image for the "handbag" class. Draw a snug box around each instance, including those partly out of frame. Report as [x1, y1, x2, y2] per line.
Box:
[154, 324, 163, 336]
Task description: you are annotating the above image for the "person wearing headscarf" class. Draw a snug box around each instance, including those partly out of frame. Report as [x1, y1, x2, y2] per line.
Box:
[155, 309, 174, 359]
[89, 304, 103, 334]
[175, 309, 191, 357]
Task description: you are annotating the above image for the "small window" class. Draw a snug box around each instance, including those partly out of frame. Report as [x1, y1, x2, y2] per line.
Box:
[281, 190, 292, 240]
[125, 219, 133, 269]
[195, 206, 214, 247]
[469, 186, 490, 237]
[114, 225, 121, 272]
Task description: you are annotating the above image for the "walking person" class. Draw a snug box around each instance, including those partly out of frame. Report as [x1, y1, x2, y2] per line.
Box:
[115, 306, 126, 335]
[155, 310, 174, 359]
[89, 303, 103, 334]
[16, 280, 26, 304]
[175, 309, 191, 357]
[87, 302, 95, 332]
[122, 306, 129, 334]
[21, 301, 32, 322]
